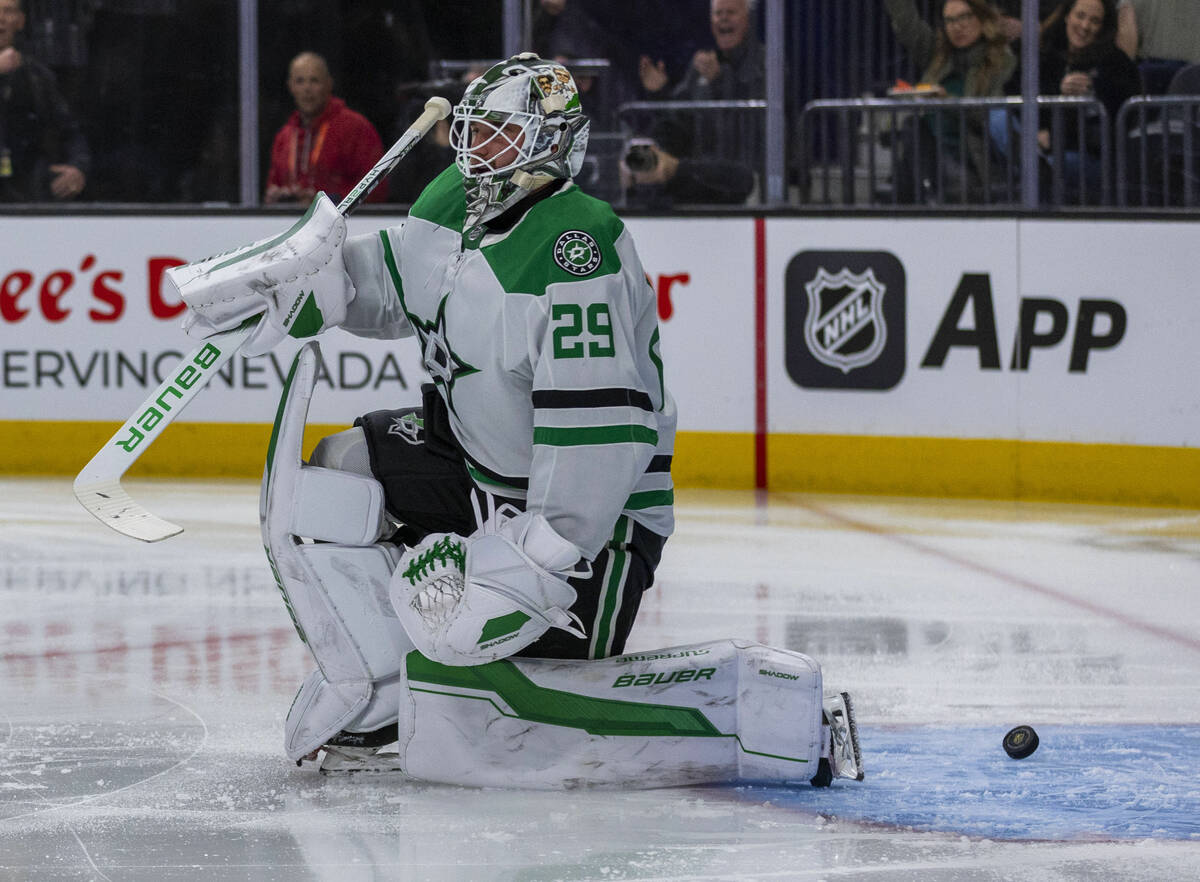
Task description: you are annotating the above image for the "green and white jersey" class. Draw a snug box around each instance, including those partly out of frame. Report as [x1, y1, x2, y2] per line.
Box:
[345, 166, 675, 558]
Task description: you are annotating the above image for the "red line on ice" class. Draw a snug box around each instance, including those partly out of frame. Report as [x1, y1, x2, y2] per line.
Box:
[801, 499, 1200, 655]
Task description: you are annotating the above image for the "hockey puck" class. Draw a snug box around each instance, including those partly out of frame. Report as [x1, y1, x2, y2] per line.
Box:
[1003, 725, 1039, 759]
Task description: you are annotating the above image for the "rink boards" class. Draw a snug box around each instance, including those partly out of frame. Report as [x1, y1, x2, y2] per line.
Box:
[1, 212, 1197, 506]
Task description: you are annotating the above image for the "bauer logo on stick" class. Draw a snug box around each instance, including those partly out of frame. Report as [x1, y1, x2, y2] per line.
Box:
[554, 230, 602, 276]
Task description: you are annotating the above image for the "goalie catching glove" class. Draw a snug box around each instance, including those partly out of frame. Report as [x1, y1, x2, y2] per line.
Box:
[391, 510, 590, 665]
[164, 192, 355, 356]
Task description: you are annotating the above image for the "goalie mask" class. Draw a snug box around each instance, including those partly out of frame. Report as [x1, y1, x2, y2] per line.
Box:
[451, 53, 590, 236]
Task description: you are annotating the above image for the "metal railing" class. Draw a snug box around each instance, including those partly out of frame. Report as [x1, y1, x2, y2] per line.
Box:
[800, 96, 1112, 208]
[788, 0, 940, 114]
[1117, 96, 1200, 208]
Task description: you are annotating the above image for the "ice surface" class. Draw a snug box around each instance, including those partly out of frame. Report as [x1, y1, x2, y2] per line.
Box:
[2, 478, 1198, 880]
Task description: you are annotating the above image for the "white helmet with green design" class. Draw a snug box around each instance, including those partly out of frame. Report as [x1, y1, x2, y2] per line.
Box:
[450, 53, 590, 234]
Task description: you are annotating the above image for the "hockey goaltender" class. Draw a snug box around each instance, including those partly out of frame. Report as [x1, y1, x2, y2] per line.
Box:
[166, 53, 863, 789]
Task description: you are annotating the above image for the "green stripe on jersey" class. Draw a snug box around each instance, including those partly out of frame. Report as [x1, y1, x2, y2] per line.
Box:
[408, 164, 466, 231]
[649, 327, 665, 409]
[534, 425, 658, 447]
[625, 489, 674, 510]
[465, 463, 524, 494]
[482, 186, 624, 295]
[380, 231, 405, 308]
[591, 516, 630, 658]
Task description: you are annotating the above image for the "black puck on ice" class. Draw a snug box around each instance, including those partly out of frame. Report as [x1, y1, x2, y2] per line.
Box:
[1003, 725, 1040, 759]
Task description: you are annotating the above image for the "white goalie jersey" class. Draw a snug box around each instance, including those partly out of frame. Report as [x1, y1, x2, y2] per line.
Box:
[342, 166, 676, 558]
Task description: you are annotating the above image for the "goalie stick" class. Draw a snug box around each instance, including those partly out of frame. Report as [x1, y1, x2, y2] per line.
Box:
[73, 96, 453, 542]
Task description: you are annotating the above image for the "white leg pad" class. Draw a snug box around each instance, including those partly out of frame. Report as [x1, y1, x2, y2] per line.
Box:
[392, 638, 823, 788]
[267, 342, 414, 760]
[285, 669, 370, 759]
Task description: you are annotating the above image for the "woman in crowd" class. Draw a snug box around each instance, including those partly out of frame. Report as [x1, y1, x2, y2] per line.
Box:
[883, 0, 1017, 202]
[1036, 0, 1141, 201]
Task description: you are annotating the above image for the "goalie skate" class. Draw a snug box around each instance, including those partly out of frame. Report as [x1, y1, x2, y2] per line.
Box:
[309, 724, 406, 775]
[811, 691, 865, 786]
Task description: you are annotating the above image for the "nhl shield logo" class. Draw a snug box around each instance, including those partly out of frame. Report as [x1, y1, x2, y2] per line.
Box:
[785, 250, 905, 390]
[803, 267, 888, 373]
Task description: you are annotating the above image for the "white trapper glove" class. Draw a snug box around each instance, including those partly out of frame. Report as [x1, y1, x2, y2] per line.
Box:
[165, 192, 355, 356]
[390, 511, 590, 666]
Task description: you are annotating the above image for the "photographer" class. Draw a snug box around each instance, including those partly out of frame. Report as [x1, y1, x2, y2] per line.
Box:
[621, 138, 755, 207]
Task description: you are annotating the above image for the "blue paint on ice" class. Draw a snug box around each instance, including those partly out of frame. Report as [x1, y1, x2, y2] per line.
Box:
[749, 725, 1200, 841]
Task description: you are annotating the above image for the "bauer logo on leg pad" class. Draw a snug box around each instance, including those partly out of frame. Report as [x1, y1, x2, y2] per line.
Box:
[612, 668, 716, 688]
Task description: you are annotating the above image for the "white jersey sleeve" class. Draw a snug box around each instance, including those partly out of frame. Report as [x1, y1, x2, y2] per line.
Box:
[341, 229, 414, 340]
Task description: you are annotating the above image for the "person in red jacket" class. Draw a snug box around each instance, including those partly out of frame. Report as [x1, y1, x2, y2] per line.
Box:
[265, 52, 385, 205]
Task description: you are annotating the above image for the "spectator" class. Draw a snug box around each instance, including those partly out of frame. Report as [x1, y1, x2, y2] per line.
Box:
[1116, 0, 1200, 93]
[257, 0, 341, 189]
[0, 0, 88, 202]
[994, 0, 1116, 42]
[638, 0, 764, 106]
[1036, 0, 1141, 199]
[620, 140, 754, 207]
[882, 0, 1016, 203]
[628, 0, 763, 205]
[265, 51, 385, 205]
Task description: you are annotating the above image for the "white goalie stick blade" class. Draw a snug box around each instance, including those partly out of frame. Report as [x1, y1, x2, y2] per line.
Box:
[72, 479, 186, 543]
[72, 319, 257, 542]
[72, 96, 452, 542]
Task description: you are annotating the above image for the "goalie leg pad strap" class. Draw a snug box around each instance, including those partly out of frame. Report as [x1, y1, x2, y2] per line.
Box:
[267, 342, 413, 758]
[289, 466, 390, 546]
[392, 638, 823, 788]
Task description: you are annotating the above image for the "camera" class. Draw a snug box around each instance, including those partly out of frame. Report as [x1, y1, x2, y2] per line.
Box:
[624, 139, 658, 173]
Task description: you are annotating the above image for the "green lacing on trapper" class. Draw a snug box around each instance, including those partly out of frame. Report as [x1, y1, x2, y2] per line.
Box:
[401, 536, 467, 585]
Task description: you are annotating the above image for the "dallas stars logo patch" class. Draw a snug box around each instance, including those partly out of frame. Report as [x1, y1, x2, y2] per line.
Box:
[387, 413, 423, 445]
[553, 230, 602, 276]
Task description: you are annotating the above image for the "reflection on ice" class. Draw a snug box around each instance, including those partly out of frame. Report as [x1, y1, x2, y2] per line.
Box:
[1, 479, 1198, 879]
